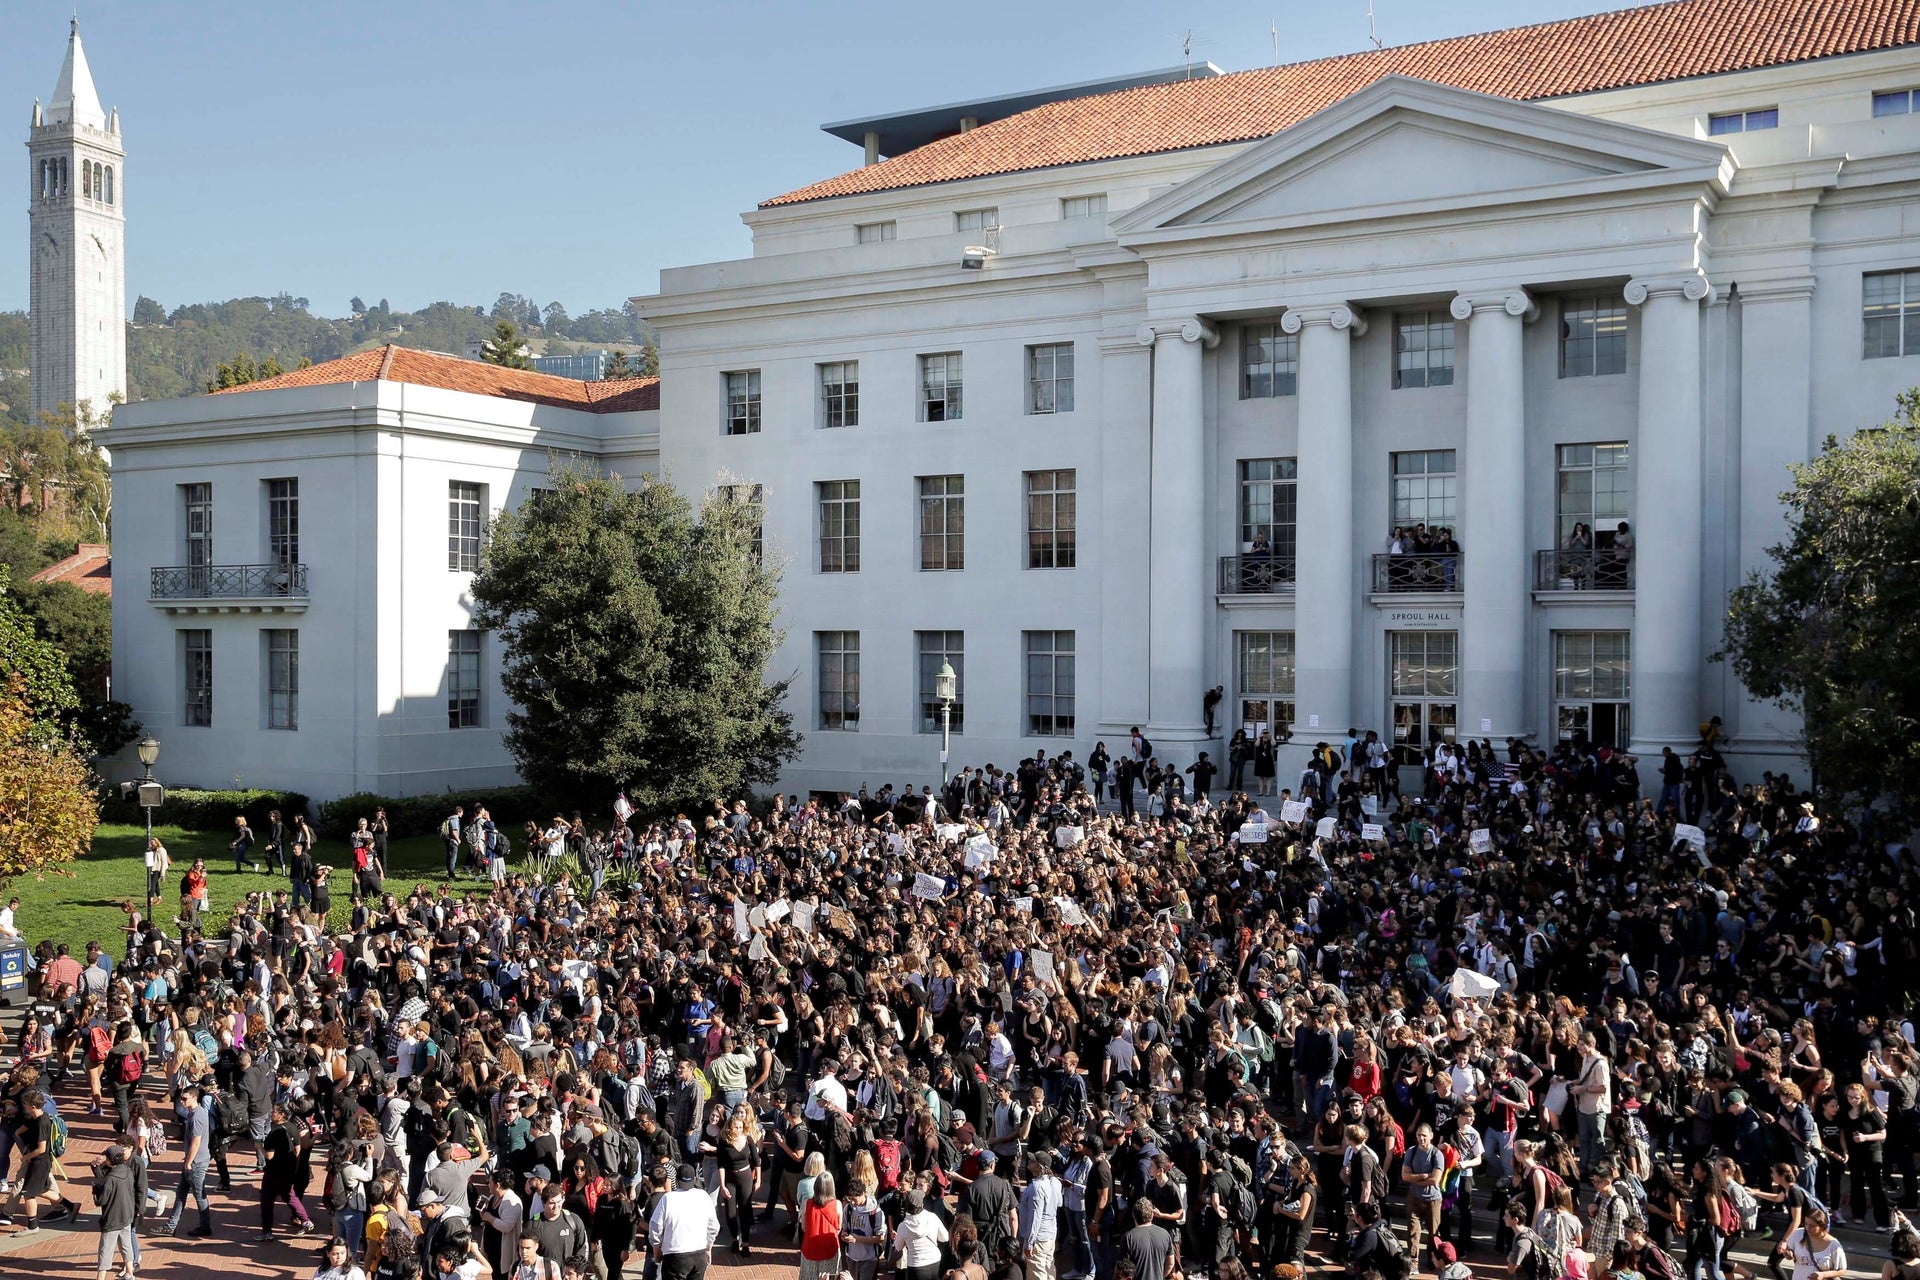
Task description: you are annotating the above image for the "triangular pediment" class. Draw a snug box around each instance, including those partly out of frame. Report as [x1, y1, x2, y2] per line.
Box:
[1112, 76, 1732, 237]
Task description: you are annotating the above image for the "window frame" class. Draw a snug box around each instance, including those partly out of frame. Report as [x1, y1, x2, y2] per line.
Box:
[919, 352, 963, 422]
[723, 369, 762, 436]
[1237, 457, 1299, 554]
[183, 482, 213, 570]
[1024, 630, 1076, 737]
[1554, 442, 1631, 545]
[1027, 342, 1075, 415]
[817, 630, 860, 731]
[718, 483, 765, 563]
[918, 474, 965, 571]
[1393, 311, 1456, 389]
[954, 207, 998, 233]
[183, 629, 213, 727]
[817, 479, 861, 574]
[266, 478, 299, 567]
[1060, 194, 1107, 220]
[1390, 450, 1459, 527]
[819, 360, 859, 428]
[1025, 469, 1077, 569]
[1552, 630, 1633, 748]
[917, 630, 965, 735]
[1559, 295, 1628, 379]
[448, 481, 484, 571]
[1863, 268, 1920, 359]
[265, 628, 298, 730]
[1707, 107, 1779, 135]
[1239, 324, 1299, 399]
[855, 221, 897, 243]
[447, 630, 482, 729]
[1874, 88, 1919, 117]
[1235, 630, 1297, 739]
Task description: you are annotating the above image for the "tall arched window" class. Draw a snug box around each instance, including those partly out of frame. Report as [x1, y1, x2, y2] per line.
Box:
[82, 162, 92, 200]
[103, 165, 113, 205]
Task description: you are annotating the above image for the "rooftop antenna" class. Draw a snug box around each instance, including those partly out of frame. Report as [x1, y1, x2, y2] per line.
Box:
[1271, 18, 1280, 66]
[1366, 0, 1383, 49]
[1184, 30, 1194, 77]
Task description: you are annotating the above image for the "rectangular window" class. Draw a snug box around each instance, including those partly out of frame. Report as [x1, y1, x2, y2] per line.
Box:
[1707, 107, 1778, 135]
[266, 478, 298, 566]
[820, 361, 859, 428]
[1240, 324, 1299, 398]
[818, 480, 861, 573]
[1238, 458, 1299, 554]
[723, 370, 762, 435]
[1875, 89, 1918, 117]
[1394, 311, 1456, 388]
[817, 631, 860, 731]
[183, 482, 213, 571]
[265, 629, 298, 730]
[1555, 442, 1631, 545]
[1553, 630, 1632, 749]
[1863, 269, 1920, 359]
[919, 353, 962, 422]
[719, 483, 764, 562]
[1027, 343, 1075, 414]
[855, 221, 896, 243]
[1060, 194, 1107, 220]
[1388, 630, 1459, 764]
[1559, 295, 1628, 378]
[183, 629, 212, 727]
[1025, 469, 1077, 569]
[918, 474, 965, 571]
[955, 208, 998, 232]
[448, 481, 483, 571]
[1235, 631, 1296, 739]
[1024, 630, 1076, 736]
[917, 630, 965, 734]
[1391, 450, 1458, 526]
[448, 631, 482, 729]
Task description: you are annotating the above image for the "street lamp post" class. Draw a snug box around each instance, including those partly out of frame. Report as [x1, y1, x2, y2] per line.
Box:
[935, 661, 957, 787]
[134, 736, 162, 921]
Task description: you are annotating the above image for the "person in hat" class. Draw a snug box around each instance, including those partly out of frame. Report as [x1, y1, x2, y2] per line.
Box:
[961, 1148, 1018, 1266]
[92, 1143, 138, 1280]
[648, 1163, 719, 1280]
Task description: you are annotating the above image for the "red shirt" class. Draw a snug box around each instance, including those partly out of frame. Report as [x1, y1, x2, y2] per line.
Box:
[801, 1198, 843, 1262]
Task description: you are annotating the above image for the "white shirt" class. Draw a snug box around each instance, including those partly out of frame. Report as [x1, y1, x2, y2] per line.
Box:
[648, 1186, 720, 1256]
[805, 1075, 849, 1121]
[892, 1210, 950, 1268]
[0, 905, 17, 938]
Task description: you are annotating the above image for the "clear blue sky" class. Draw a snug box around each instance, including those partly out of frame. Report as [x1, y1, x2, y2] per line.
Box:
[6, 0, 1622, 318]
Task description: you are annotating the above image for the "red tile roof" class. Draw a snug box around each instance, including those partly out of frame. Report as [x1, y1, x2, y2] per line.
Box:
[29, 542, 110, 596]
[209, 345, 660, 413]
[763, 0, 1920, 206]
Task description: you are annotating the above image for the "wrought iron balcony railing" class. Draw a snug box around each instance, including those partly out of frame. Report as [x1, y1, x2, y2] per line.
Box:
[1371, 552, 1463, 593]
[1534, 548, 1634, 591]
[1219, 553, 1297, 594]
[150, 563, 309, 600]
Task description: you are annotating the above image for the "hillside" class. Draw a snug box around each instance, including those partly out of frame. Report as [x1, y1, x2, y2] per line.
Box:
[0, 292, 655, 426]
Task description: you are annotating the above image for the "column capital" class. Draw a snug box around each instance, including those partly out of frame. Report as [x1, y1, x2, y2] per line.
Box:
[1134, 318, 1219, 348]
[1449, 290, 1538, 323]
[1625, 273, 1713, 307]
[1280, 304, 1367, 337]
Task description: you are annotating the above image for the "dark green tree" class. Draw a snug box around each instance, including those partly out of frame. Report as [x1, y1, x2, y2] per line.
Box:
[350, 296, 367, 314]
[1721, 390, 1920, 804]
[206, 353, 286, 391]
[132, 295, 165, 325]
[16, 579, 137, 755]
[480, 320, 534, 370]
[603, 350, 636, 380]
[470, 464, 799, 812]
[543, 301, 569, 332]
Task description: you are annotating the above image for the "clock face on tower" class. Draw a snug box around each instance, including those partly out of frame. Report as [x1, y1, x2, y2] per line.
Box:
[39, 230, 60, 261]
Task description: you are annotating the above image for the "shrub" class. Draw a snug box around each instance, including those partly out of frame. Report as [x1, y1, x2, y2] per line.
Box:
[315, 784, 547, 839]
[100, 786, 311, 834]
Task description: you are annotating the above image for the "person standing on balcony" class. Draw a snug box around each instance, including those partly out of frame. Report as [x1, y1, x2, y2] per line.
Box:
[1437, 527, 1461, 591]
[1227, 731, 1250, 792]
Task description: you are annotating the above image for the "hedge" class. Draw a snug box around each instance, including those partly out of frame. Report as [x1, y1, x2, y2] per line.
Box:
[315, 784, 548, 839]
[99, 787, 312, 835]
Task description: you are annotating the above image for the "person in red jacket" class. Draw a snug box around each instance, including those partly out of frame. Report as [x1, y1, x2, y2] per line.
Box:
[799, 1172, 843, 1280]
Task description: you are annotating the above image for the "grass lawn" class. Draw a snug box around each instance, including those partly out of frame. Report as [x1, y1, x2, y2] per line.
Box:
[8, 822, 463, 953]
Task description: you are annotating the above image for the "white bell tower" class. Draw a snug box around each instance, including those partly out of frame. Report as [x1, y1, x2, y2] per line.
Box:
[27, 18, 126, 422]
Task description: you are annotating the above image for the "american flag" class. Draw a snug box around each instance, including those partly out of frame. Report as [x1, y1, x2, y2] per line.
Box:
[1489, 760, 1518, 783]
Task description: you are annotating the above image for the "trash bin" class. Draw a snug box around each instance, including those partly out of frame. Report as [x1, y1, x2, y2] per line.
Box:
[0, 938, 26, 1005]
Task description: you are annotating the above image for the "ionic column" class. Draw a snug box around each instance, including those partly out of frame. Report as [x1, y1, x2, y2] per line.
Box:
[1451, 290, 1536, 742]
[1283, 304, 1365, 739]
[1626, 273, 1712, 756]
[1136, 318, 1217, 743]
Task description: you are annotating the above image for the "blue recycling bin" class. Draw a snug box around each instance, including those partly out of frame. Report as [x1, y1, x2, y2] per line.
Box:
[0, 938, 25, 1004]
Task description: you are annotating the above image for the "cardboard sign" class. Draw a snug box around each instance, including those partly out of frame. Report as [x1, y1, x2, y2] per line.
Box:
[1053, 897, 1090, 927]
[1674, 824, 1707, 851]
[748, 935, 768, 961]
[1239, 821, 1268, 845]
[936, 823, 967, 843]
[1360, 794, 1379, 816]
[1450, 967, 1500, 1000]
[965, 834, 996, 867]
[1469, 828, 1492, 855]
[1012, 896, 1034, 913]
[1054, 826, 1084, 849]
[748, 905, 768, 930]
[1280, 801, 1310, 824]
[1361, 823, 1386, 843]
[765, 899, 791, 924]
[913, 872, 948, 900]
[1030, 948, 1056, 987]
[733, 900, 751, 941]
[1315, 817, 1336, 839]
[791, 902, 816, 934]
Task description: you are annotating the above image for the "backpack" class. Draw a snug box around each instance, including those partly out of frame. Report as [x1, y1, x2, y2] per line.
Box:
[1226, 1173, 1258, 1227]
[86, 1025, 111, 1063]
[1372, 1225, 1414, 1280]
[377, 1206, 423, 1280]
[215, 1090, 252, 1143]
[1726, 1179, 1761, 1233]
[1717, 1192, 1740, 1237]
[191, 1027, 219, 1060]
[117, 1052, 144, 1085]
[49, 1114, 69, 1158]
[767, 1054, 788, 1092]
[1516, 1231, 1559, 1280]
[873, 1137, 903, 1193]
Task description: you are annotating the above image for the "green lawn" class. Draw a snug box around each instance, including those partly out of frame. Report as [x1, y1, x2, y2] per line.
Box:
[10, 823, 462, 952]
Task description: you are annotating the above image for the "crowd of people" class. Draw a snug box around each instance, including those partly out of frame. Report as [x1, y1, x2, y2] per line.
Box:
[0, 726, 1912, 1280]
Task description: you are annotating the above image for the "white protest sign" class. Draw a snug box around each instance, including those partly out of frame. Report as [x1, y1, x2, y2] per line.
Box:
[1239, 821, 1268, 845]
[965, 834, 996, 867]
[1054, 826, 1084, 850]
[791, 901, 816, 934]
[913, 871, 948, 900]
[1012, 896, 1034, 913]
[1053, 897, 1090, 927]
[1280, 801, 1310, 825]
[1450, 967, 1500, 1001]
[1469, 828, 1492, 855]
[1674, 824, 1706, 850]
[1315, 817, 1336, 839]
[765, 899, 791, 924]
[886, 832, 907, 856]
[733, 900, 750, 941]
[748, 935, 768, 961]
[936, 823, 967, 844]
[1361, 823, 1386, 843]
[1030, 948, 1056, 987]
[1360, 794, 1379, 816]
[748, 905, 768, 930]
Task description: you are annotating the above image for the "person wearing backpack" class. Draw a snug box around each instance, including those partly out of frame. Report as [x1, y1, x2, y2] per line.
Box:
[1402, 1124, 1447, 1272]
[2, 1089, 79, 1230]
[365, 1173, 424, 1280]
[1684, 1158, 1736, 1280]
[106, 1021, 146, 1134]
[1504, 1202, 1562, 1280]
[160, 1081, 215, 1238]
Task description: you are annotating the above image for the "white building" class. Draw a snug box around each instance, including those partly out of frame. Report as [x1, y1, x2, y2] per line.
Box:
[105, 0, 1920, 800]
[28, 19, 126, 422]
